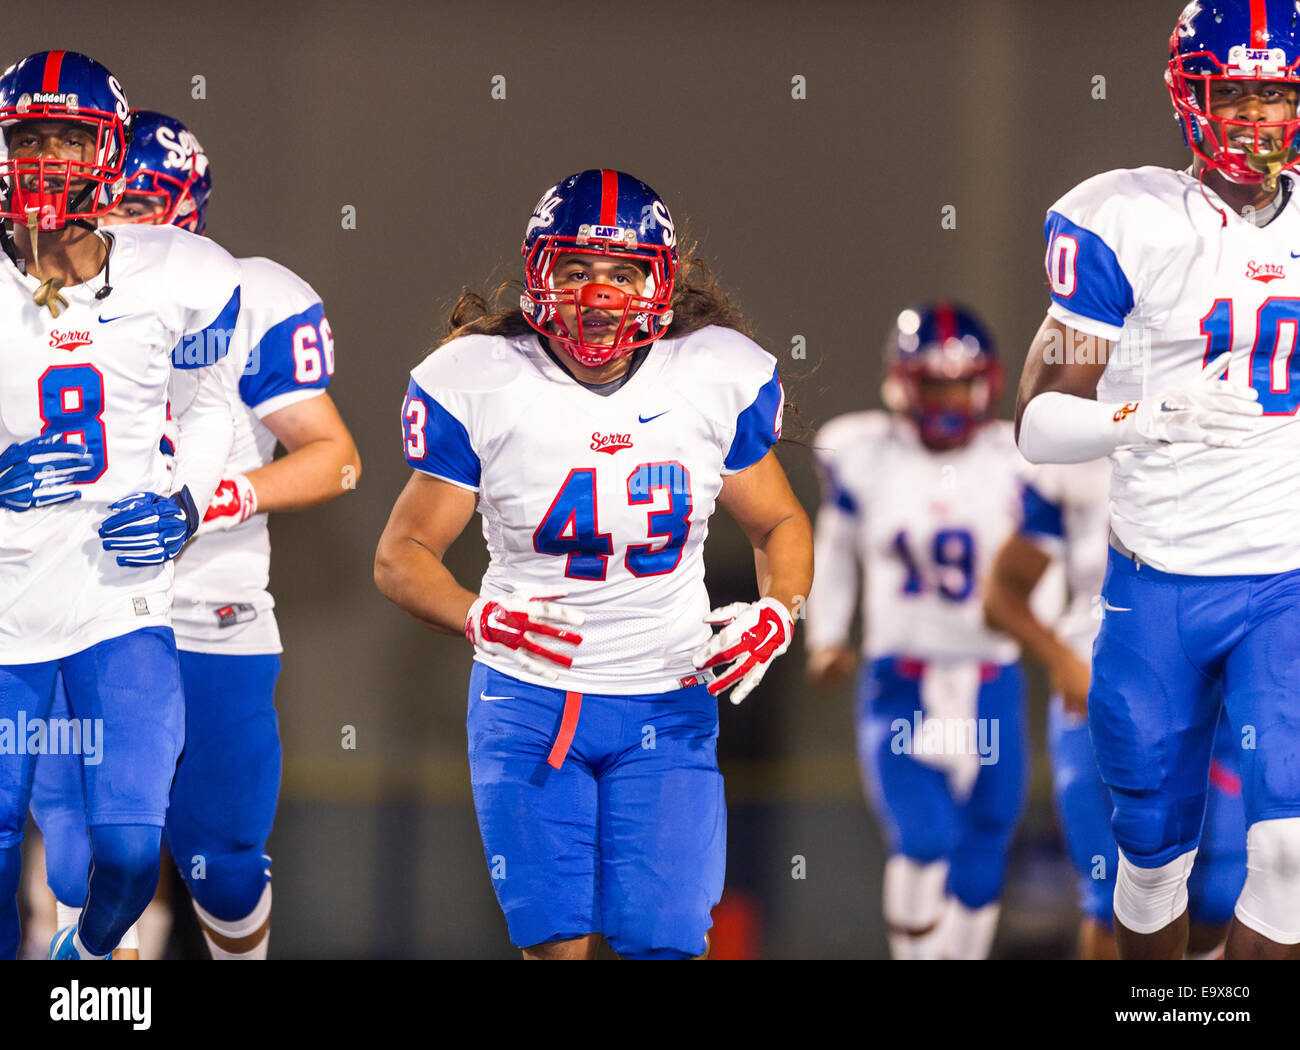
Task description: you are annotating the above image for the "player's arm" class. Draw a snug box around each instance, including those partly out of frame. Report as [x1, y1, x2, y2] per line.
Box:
[201, 392, 360, 535]
[983, 530, 1089, 714]
[804, 452, 861, 690]
[374, 472, 583, 676]
[717, 448, 813, 617]
[374, 472, 479, 636]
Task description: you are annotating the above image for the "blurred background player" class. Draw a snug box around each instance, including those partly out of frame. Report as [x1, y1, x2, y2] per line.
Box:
[0, 52, 239, 960]
[28, 108, 361, 959]
[806, 303, 1033, 960]
[984, 459, 1247, 959]
[375, 169, 810, 959]
[1017, 0, 1300, 959]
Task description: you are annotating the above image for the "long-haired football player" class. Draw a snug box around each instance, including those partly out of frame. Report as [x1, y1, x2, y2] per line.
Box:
[984, 459, 1248, 959]
[1017, 0, 1300, 960]
[0, 53, 240, 960]
[806, 304, 1031, 960]
[28, 108, 362, 960]
[375, 169, 811, 959]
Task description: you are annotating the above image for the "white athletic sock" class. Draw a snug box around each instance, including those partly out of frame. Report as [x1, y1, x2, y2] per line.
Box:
[193, 884, 271, 960]
[938, 899, 1000, 959]
[55, 902, 81, 932]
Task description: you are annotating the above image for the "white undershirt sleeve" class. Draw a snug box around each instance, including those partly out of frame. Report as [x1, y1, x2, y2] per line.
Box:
[805, 503, 861, 652]
[169, 364, 236, 514]
[1017, 390, 1141, 465]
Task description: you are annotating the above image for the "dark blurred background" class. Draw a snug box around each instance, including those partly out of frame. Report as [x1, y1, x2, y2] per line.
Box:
[11, 0, 1189, 957]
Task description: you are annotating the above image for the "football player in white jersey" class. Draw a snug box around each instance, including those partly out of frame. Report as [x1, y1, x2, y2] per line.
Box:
[0, 52, 239, 960]
[806, 303, 1030, 960]
[1016, 0, 1300, 959]
[375, 169, 811, 959]
[29, 109, 361, 960]
[984, 459, 1247, 959]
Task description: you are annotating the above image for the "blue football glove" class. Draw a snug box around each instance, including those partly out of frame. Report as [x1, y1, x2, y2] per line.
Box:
[97, 486, 200, 567]
[0, 433, 95, 511]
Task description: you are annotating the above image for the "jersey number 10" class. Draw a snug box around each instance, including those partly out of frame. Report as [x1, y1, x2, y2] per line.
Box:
[1201, 298, 1300, 415]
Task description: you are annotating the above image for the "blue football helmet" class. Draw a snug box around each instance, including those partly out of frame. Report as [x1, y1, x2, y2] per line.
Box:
[884, 302, 1002, 450]
[113, 110, 212, 234]
[521, 169, 678, 368]
[0, 50, 132, 229]
[1167, 0, 1300, 186]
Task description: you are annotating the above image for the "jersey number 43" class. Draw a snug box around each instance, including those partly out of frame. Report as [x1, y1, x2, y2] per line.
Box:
[533, 464, 692, 581]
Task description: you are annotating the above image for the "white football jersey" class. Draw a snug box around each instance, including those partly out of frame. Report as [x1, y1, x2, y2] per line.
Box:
[169, 256, 335, 654]
[403, 325, 784, 695]
[1019, 459, 1112, 662]
[1046, 166, 1300, 575]
[0, 223, 241, 663]
[806, 412, 1026, 665]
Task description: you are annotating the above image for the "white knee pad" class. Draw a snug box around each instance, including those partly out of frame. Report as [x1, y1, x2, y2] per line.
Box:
[1113, 848, 1196, 935]
[1234, 818, 1300, 945]
[883, 855, 949, 930]
[193, 884, 272, 960]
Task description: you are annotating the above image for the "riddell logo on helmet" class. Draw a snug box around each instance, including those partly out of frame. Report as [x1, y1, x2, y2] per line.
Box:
[1246, 261, 1286, 284]
[19, 92, 79, 112]
[49, 330, 93, 352]
[591, 432, 633, 454]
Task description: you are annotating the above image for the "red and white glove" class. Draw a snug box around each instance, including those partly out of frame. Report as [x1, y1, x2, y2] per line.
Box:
[465, 592, 585, 681]
[692, 597, 795, 705]
[197, 474, 258, 535]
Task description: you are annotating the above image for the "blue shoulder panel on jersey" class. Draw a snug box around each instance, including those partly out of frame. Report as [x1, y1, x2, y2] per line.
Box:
[171, 286, 241, 369]
[403, 378, 480, 488]
[238, 301, 331, 409]
[1043, 211, 1134, 330]
[816, 456, 858, 516]
[724, 367, 782, 472]
[1020, 482, 1065, 540]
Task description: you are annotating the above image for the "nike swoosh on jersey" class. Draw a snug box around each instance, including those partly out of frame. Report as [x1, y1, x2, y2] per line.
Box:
[98, 313, 130, 324]
[1102, 599, 1131, 612]
[479, 693, 513, 702]
[638, 410, 671, 424]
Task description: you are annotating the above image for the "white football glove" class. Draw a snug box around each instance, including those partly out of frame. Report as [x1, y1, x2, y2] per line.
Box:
[691, 597, 795, 705]
[1134, 353, 1263, 448]
[197, 474, 258, 535]
[465, 591, 585, 681]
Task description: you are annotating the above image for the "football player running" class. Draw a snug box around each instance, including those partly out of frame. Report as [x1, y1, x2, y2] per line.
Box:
[984, 459, 1248, 960]
[806, 304, 1030, 960]
[375, 169, 811, 959]
[1017, 0, 1300, 959]
[0, 53, 239, 960]
[29, 109, 361, 960]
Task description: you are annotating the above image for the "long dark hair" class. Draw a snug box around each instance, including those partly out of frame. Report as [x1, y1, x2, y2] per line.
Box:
[440, 218, 751, 344]
[437, 219, 810, 445]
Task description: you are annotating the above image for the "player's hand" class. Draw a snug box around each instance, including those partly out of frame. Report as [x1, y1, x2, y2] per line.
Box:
[0, 433, 95, 511]
[197, 474, 258, 536]
[1049, 644, 1091, 718]
[692, 597, 795, 705]
[97, 486, 200, 567]
[807, 645, 857, 690]
[1134, 354, 1263, 448]
[465, 592, 585, 681]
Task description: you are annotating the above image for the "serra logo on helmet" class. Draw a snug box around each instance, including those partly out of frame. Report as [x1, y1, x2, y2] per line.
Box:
[0, 50, 134, 229]
[1167, 0, 1300, 188]
[521, 169, 679, 369]
[114, 110, 213, 234]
